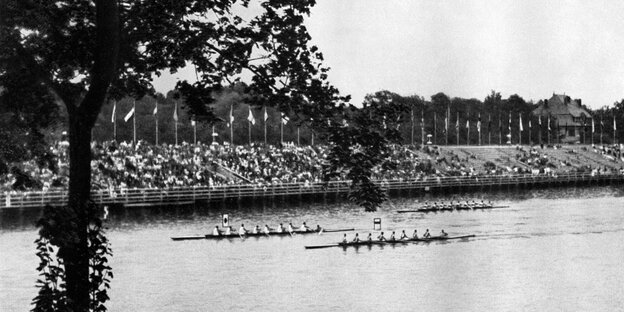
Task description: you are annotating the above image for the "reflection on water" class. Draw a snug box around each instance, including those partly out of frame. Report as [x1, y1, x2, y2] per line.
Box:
[1, 185, 624, 311]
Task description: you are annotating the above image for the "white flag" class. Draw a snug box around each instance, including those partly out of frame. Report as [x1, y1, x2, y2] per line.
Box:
[173, 102, 178, 122]
[124, 107, 135, 122]
[264, 108, 268, 122]
[519, 114, 523, 132]
[247, 107, 255, 125]
[111, 101, 116, 123]
[191, 120, 196, 126]
[592, 118, 595, 133]
[228, 105, 234, 127]
[281, 112, 289, 125]
[153, 102, 158, 115]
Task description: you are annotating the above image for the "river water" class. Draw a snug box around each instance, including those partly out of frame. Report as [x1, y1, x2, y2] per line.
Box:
[1, 186, 624, 311]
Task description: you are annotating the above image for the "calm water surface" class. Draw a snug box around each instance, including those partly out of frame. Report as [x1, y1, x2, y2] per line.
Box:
[2, 186, 624, 311]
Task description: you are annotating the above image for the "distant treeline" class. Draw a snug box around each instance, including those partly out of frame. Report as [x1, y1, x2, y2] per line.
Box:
[91, 89, 624, 146]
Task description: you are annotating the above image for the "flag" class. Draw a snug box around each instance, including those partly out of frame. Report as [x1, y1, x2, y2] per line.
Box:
[228, 105, 234, 127]
[519, 114, 523, 132]
[614, 115, 617, 130]
[488, 114, 491, 132]
[173, 102, 179, 122]
[466, 119, 469, 129]
[539, 115, 542, 126]
[529, 118, 532, 129]
[153, 102, 158, 115]
[396, 115, 401, 130]
[124, 106, 135, 122]
[383, 115, 387, 129]
[592, 118, 595, 133]
[247, 107, 255, 125]
[111, 101, 116, 123]
[508, 112, 512, 132]
[477, 114, 481, 133]
[264, 108, 268, 122]
[191, 119, 196, 126]
[281, 112, 289, 125]
[444, 115, 448, 132]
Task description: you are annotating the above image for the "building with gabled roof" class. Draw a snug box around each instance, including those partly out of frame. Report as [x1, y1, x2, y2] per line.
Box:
[532, 93, 592, 143]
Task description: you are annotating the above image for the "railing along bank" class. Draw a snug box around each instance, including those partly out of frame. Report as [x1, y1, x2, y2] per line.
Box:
[1, 172, 622, 209]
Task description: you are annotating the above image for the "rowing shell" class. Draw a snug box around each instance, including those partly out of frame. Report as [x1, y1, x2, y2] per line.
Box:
[304, 235, 476, 249]
[171, 228, 355, 241]
[397, 206, 509, 213]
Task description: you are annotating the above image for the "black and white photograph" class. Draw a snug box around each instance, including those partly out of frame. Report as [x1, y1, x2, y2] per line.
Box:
[1, 1, 624, 311]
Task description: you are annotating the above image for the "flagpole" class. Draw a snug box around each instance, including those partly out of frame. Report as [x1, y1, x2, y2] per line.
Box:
[154, 102, 159, 145]
[433, 112, 437, 145]
[499, 114, 502, 145]
[193, 121, 197, 145]
[421, 109, 424, 145]
[297, 127, 300, 145]
[132, 100, 136, 146]
[600, 116, 603, 145]
[445, 105, 449, 146]
[212, 125, 215, 144]
[280, 120, 283, 145]
[113, 100, 117, 142]
[488, 114, 491, 145]
[466, 118, 470, 146]
[478, 113, 481, 146]
[456, 111, 459, 146]
[411, 107, 414, 145]
[155, 117, 159, 145]
[264, 107, 267, 145]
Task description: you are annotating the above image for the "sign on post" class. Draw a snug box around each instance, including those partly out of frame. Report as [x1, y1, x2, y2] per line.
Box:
[222, 214, 230, 227]
[373, 218, 381, 230]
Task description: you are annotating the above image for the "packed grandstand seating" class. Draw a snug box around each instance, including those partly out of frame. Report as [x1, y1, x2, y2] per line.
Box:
[1, 140, 623, 192]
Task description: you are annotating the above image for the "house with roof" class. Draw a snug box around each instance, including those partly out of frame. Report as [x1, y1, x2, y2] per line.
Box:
[532, 93, 592, 143]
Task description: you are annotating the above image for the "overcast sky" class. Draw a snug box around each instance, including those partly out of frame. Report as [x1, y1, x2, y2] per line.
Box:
[153, 0, 624, 109]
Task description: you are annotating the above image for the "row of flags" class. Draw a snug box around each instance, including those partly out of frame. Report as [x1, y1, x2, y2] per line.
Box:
[111, 101, 620, 145]
[112, 101, 292, 126]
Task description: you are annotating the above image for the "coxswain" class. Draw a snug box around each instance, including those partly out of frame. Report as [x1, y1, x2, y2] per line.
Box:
[352, 233, 360, 243]
[238, 224, 247, 236]
[263, 224, 271, 235]
[300, 222, 310, 232]
[412, 229, 418, 239]
[423, 229, 431, 238]
[276, 223, 284, 233]
[440, 229, 448, 237]
[400, 230, 408, 240]
[377, 231, 386, 241]
[287, 222, 295, 233]
[342, 233, 348, 243]
[316, 225, 323, 232]
[212, 226, 220, 236]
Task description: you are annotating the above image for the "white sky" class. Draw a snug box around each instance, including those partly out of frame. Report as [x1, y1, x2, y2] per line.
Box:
[153, 0, 624, 109]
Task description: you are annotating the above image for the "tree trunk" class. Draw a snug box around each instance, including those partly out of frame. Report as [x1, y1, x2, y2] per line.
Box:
[64, 110, 93, 310]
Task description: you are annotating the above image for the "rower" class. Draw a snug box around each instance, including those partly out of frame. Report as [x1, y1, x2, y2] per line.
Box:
[352, 233, 360, 243]
[377, 231, 386, 241]
[423, 229, 431, 238]
[412, 229, 418, 239]
[440, 229, 448, 237]
[212, 226, 220, 236]
[366, 233, 373, 242]
[300, 222, 310, 232]
[287, 222, 295, 233]
[400, 230, 408, 240]
[224, 226, 232, 235]
[276, 223, 284, 233]
[252, 225, 260, 234]
[316, 225, 323, 232]
[263, 224, 271, 235]
[238, 224, 247, 236]
[389, 231, 396, 241]
[342, 233, 348, 244]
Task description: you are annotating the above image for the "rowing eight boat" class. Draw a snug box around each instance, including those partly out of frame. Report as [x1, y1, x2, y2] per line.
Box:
[171, 228, 355, 241]
[304, 235, 476, 249]
[397, 206, 509, 213]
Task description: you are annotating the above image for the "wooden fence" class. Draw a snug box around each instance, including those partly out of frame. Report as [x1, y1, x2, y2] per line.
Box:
[1, 172, 622, 209]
